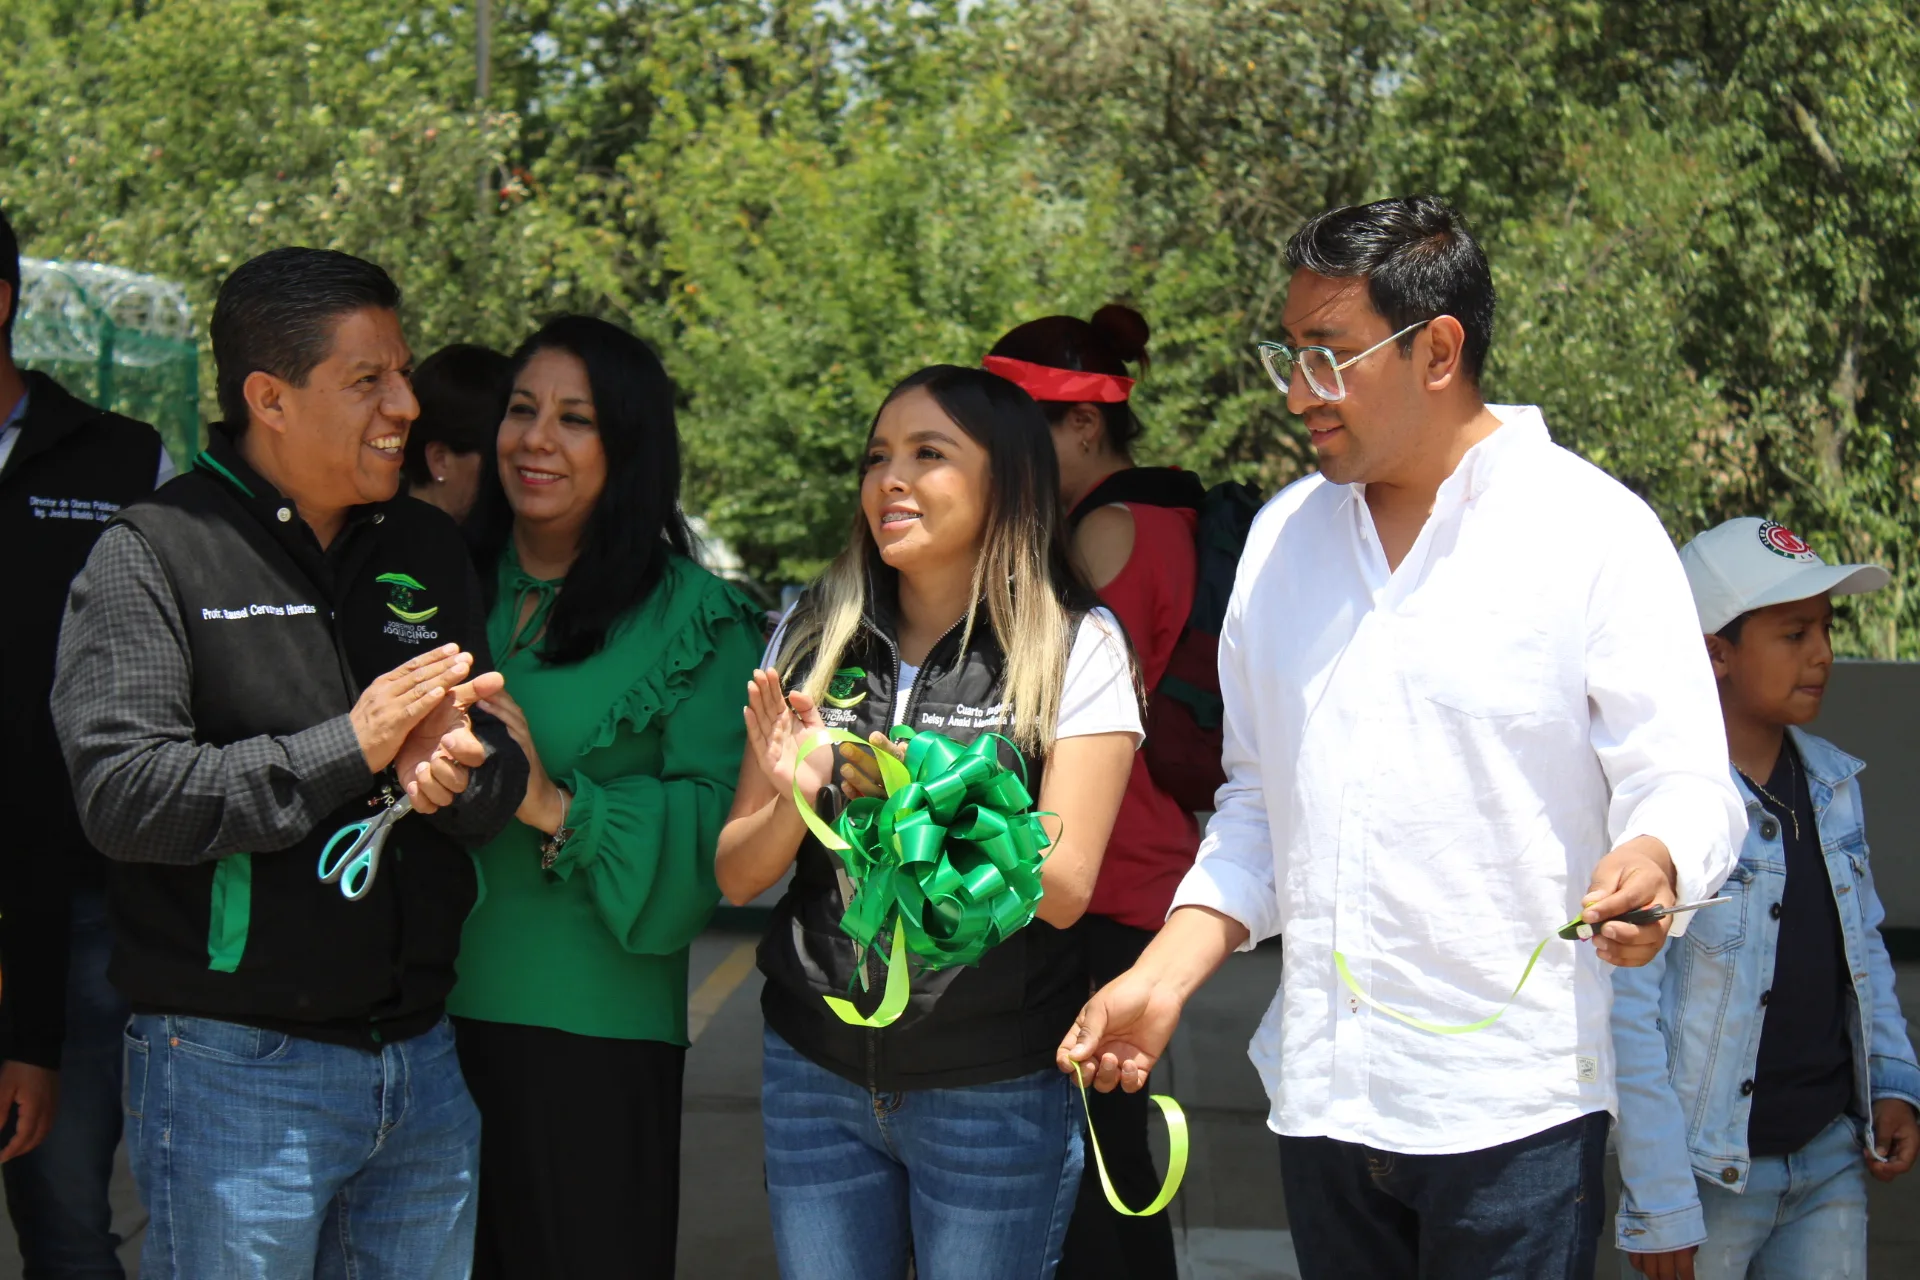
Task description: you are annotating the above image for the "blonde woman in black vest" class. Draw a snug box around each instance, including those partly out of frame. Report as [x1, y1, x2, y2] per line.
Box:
[717, 365, 1140, 1279]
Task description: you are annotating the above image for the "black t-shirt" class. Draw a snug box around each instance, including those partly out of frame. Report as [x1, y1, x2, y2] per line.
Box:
[1747, 740, 1854, 1156]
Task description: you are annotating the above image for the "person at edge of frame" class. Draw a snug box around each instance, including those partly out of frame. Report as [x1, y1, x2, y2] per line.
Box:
[1060, 194, 1746, 1280]
[716, 364, 1142, 1279]
[448, 316, 763, 1278]
[982, 302, 1196, 1280]
[1611, 516, 1920, 1280]
[0, 201, 172, 1278]
[401, 342, 511, 530]
[49, 246, 528, 1280]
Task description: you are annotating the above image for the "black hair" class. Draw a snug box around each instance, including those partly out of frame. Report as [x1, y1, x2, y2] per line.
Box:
[0, 205, 19, 353]
[986, 303, 1151, 455]
[210, 247, 402, 428]
[886, 364, 1094, 599]
[401, 343, 512, 487]
[1284, 195, 1496, 383]
[1716, 612, 1753, 644]
[472, 315, 693, 666]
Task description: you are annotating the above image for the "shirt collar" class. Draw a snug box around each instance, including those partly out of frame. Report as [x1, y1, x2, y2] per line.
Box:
[1440, 404, 1550, 505]
[193, 424, 391, 535]
[0, 385, 29, 434]
[1336, 403, 1551, 512]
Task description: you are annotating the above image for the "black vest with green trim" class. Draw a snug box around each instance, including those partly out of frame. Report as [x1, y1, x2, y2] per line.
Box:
[757, 591, 1089, 1092]
[107, 429, 494, 1047]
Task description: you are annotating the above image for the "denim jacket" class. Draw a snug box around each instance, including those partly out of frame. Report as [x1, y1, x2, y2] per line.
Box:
[1611, 727, 1920, 1253]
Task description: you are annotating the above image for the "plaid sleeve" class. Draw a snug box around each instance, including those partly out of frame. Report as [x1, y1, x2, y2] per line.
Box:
[51, 525, 373, 865]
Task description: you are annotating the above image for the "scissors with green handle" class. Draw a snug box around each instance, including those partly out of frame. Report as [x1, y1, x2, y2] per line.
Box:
[317, 792, 413, 901]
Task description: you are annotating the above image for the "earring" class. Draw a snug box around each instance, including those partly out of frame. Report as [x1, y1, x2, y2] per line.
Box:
[434, 475, 445, 483]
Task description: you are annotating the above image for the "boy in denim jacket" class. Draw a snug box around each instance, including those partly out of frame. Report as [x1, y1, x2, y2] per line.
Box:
[1613, 517, 1920, 1279]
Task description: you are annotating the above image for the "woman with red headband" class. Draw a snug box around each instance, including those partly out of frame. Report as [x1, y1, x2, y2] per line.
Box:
[985, 305, 1198, 1280]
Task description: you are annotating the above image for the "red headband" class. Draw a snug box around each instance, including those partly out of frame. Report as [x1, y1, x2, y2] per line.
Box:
[982, 355, 1135, 404]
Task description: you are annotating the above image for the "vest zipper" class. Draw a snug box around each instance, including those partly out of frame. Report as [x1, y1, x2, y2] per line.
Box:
[897, 612, 969, 732]
[858, 610, 969, 1090]
[860, 620, 901, 1091]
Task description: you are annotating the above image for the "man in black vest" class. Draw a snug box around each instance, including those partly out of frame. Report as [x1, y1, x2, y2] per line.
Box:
[0, 204, 173, 1278]
[51, 248, 527, 1280]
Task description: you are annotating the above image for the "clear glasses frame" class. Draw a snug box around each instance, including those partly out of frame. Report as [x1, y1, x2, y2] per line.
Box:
[1254, 319, 1434, 402]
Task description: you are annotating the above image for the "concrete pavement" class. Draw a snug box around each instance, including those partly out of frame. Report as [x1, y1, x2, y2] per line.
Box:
[3, 934, 1916, 1277]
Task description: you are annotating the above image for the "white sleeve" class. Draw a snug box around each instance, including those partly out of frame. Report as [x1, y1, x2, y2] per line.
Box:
[1053, 608, 1143, 744]
[1168, 515, 1281, 946]
[1587, 499, 1745, 930]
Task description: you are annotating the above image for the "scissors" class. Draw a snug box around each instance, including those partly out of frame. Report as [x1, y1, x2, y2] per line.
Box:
[1558, 897, 1732, 941]
[317, 790, 414, 901]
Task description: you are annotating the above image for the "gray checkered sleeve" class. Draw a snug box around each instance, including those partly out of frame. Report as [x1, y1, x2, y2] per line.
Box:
[51, 524, 374, 865]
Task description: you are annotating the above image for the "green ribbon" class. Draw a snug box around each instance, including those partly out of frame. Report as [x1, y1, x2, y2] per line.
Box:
[1073, 1062, 1190, 1217]
[790, 726, 1192, 1215]
[790, 728, 1054, 1029]
[1332, 913, 1586, 1035]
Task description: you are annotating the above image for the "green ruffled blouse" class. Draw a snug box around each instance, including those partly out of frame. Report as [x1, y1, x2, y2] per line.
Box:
[447, 550, 762, 1044]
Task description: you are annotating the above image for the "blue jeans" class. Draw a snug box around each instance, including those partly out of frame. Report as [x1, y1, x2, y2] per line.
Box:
[1621, 1113, 1867, 1280]
[2, 890, 128, 1279]
[761, 1026, 1084, 1280]
[1279, 1111, 1610, 1280]
[122, 1014, 480, 1280]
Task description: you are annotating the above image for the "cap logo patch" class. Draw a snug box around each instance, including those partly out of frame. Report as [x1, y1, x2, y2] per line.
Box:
[1758, 521, 1818, 563]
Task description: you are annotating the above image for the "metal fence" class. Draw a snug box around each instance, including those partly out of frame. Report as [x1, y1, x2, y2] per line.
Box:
[16, 258, 199, 467]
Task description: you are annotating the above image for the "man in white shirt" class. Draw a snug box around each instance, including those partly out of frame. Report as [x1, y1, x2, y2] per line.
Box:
[1059, 195, 1744, 1278]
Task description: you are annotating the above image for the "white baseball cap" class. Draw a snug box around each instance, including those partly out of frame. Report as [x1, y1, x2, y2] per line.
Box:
[1679, 517, 1889, 634]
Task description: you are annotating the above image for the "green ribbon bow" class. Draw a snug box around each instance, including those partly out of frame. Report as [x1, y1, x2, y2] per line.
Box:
[789, 725, 1191, 1217]
[790, 727, 1053, 1029]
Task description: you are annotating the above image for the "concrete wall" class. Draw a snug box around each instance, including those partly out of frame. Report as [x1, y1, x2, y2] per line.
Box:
[1819, 662, 1920, 929]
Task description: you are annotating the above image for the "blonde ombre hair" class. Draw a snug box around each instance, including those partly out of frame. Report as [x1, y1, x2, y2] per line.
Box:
[773, 365, 1103, 756]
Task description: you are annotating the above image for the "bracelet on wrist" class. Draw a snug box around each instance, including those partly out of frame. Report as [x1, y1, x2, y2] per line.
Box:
[538, 786, 575, 870]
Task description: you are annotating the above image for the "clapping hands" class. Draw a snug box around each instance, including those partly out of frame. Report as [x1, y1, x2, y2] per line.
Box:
[743, 669, 833, 801]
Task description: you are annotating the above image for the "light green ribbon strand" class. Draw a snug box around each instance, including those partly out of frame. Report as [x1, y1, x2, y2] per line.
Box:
[789, 727, 1054, 1028]
[1073, 1062, 1190, 1216]
[1332, 914, 1587, 1035]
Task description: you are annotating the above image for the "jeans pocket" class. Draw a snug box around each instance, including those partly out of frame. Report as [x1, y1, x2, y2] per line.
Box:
[123, 1023, 150, 1120]
[164, 1016, 294, 1063]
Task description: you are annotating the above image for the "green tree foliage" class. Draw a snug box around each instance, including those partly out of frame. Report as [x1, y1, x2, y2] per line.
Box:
[2, 1, 1916, 650]
[0, 1, 569, 407]
[1002, 0, 1416, 486]
[1385, 1, 1920, 654]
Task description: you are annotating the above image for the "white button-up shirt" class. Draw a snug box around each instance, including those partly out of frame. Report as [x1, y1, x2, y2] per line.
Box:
[1172, 404, 1743, 1155]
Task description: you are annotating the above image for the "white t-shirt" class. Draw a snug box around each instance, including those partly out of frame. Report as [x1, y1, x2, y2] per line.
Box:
[764, 606, 1142, 745]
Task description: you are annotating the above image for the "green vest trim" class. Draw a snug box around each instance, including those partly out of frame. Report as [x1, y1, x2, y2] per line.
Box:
[207, 854, 253, 973]
[191, 450, 256, 498]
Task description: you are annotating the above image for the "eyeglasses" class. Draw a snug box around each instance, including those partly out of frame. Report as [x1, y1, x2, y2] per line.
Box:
[1254, 319, 1434, 403]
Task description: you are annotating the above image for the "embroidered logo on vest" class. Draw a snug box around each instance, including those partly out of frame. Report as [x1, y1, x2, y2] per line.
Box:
[376, 572, 440, 623]
[824, 666, 868, 709]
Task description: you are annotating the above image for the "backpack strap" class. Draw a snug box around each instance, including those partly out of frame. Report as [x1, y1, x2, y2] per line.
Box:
[1067, 467, 1206, 527]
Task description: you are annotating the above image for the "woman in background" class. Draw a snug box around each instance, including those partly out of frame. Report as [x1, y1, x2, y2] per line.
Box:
[988, 305, 1199, 1280]
[403, 342, 511, 527]
[449, 316, 763, 1278]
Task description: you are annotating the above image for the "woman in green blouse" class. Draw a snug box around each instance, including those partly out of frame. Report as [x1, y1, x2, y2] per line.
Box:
[448, 315, 761, 1278]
